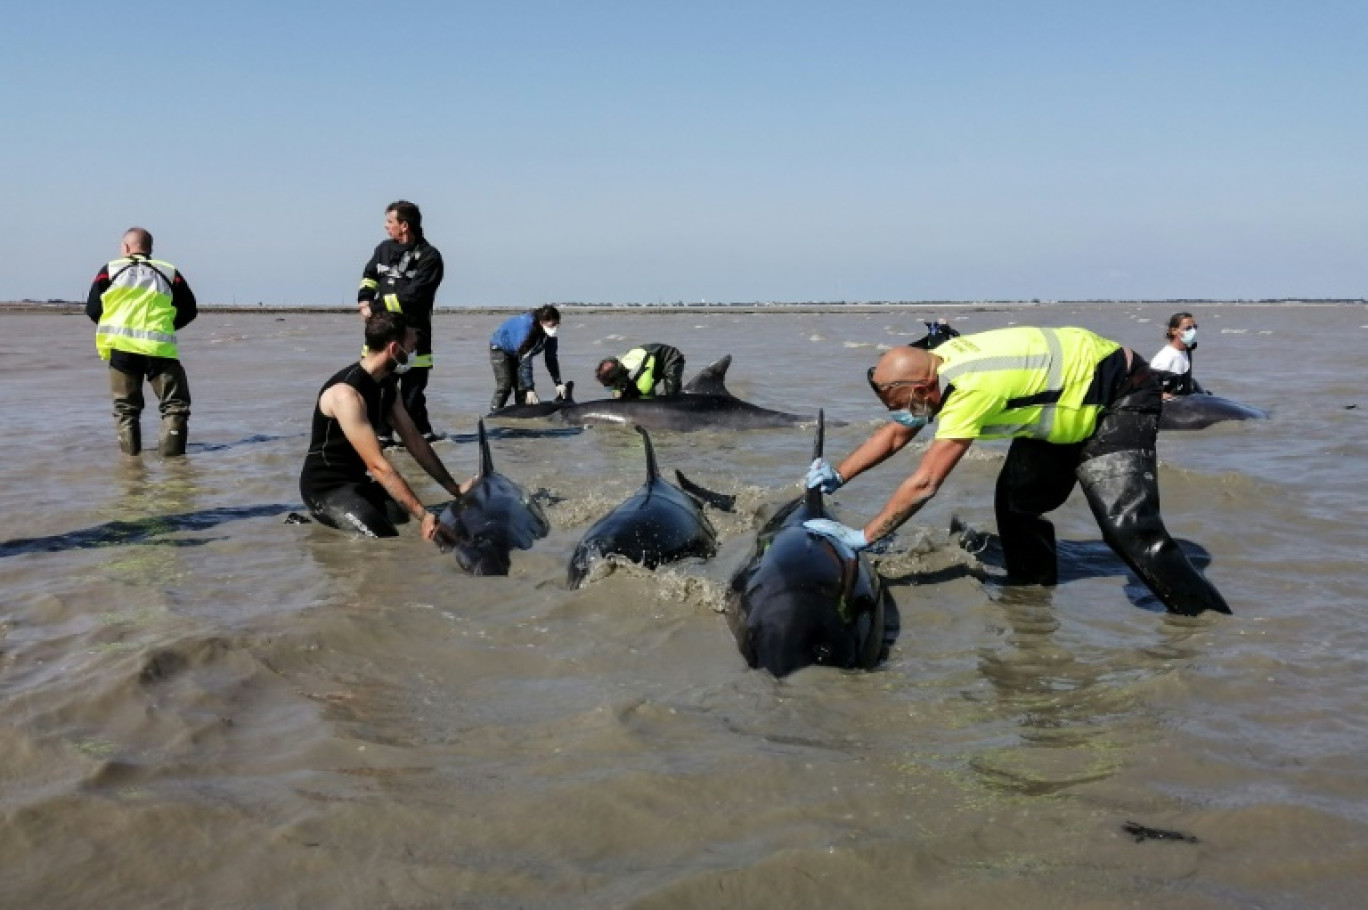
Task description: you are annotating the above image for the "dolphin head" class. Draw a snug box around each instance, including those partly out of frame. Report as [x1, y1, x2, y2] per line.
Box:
[740, 587, 869, 677]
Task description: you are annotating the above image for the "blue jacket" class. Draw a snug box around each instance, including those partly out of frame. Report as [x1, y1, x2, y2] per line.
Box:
[490, 312, 561, 386]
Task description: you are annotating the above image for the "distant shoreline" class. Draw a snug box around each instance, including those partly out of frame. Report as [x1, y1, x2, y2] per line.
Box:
[3, 298, 1364, 317]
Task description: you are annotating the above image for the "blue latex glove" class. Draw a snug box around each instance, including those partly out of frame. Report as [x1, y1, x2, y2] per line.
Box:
[803, 518, 868, 552]
[806, 458, 844, 493]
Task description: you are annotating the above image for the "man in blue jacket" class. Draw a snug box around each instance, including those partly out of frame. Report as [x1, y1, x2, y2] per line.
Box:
[488, 305, 566, 412]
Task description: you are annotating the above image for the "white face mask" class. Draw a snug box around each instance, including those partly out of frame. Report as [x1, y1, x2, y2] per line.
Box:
[541, 323, 559, 338]
[1179, 327, 1197, 347]
[392, 344, 413, 374]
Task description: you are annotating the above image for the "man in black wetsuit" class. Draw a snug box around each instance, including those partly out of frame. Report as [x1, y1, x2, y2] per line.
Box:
[300, 312, 472, 539]
[357, 200, 444, 444]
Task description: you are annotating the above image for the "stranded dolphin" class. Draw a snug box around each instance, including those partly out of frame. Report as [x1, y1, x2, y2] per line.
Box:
[723, 411, 898, 677]
[1159, 393, 1269, 431]
[489, 356, 816, 432]
[437, 419, 550, 575]
[567, 425, 734, 588]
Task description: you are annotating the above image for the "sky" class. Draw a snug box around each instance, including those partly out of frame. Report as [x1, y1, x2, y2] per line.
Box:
[2, 1, 1364, 306]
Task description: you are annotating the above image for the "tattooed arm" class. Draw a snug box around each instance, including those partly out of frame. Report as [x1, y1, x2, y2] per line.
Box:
[861, 437, 973, 543]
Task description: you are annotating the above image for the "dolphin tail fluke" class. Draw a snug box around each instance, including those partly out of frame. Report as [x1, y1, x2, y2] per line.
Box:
[804, 409, 825, 512]
[477, 418, 494, 477]
[682, 355, 734, 397]
[635, 425, 660, 483]
[676, 471, 736, 512]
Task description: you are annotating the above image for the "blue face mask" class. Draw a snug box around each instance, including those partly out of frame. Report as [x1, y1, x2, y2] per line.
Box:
[889, 409, 930, 430]
[1179, 327, 1197, 347]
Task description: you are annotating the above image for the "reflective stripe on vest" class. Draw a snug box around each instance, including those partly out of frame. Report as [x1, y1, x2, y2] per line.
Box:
[619, 348, 657, 397]
[95, 257, 179, 360]
[934, 327, 1119, 443]
[383, 293, 402, 313]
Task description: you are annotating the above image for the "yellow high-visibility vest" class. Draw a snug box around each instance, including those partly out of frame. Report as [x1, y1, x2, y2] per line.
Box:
[95, 256, 180, 360]
[933, 326, 1121, 443]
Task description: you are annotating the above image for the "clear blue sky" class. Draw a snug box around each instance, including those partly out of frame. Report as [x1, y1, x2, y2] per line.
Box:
[3, 1, 1364, 305]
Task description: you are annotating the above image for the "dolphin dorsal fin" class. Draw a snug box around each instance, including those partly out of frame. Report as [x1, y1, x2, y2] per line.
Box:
[636, 425, 660, 483]
[681, 355, 734, 397]
[804, 409, 825, 512]
[478, 418, 494, 477]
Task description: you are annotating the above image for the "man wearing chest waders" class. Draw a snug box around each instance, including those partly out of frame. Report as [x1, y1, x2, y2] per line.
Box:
[803, 326, 1231, 617]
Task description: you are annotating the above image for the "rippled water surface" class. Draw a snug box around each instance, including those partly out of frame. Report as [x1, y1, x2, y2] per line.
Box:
[2, 303, 1367, 908]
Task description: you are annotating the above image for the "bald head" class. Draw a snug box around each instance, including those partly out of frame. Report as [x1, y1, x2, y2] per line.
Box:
[122, 227, 152, 255]
[871, 346, 938, 388]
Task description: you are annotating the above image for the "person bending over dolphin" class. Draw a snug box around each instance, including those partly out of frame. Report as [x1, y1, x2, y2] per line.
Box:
[488, 305, 566, 411]
[595, 342, 686, 399]
[300, 311, 473, 540]
[804, 327, 1230, 616]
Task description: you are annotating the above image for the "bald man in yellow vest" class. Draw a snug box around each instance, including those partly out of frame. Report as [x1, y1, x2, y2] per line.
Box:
[804, 326, 1230, 617]
[86, 227, 198, 456]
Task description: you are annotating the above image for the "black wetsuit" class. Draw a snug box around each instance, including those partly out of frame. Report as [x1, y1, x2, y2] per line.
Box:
[299, 363, 408, 537]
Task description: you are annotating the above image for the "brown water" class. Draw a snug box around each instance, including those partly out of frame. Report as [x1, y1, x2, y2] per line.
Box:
[2, 303, 1366, 908]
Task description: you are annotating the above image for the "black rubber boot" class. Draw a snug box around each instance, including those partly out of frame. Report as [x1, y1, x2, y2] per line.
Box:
[1076, 450, 1231, 615]
[159, 415, 188, 457]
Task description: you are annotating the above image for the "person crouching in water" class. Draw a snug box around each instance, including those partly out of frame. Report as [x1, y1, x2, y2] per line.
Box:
[488, 305, 566, 411]
[300, 312, 473, 540]
[595, 343, 686, 399]
[803, 326, 1230, 617]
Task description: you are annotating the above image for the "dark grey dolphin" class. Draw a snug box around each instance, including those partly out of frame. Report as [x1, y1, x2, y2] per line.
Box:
[437, 419, 550, 575]
[723, 411, 898, 677]
[1159, 394, 1268, 431]
[489, 356, 816, 432]
[567, 425, 733, 588]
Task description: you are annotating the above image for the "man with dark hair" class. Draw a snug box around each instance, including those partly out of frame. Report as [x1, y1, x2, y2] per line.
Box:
[488, 304, 566, 411]
[86, 227, 198, 456]
[357, 200, 444, 443]
[595, 342, 686, 399]
[301, 311, 472, 540]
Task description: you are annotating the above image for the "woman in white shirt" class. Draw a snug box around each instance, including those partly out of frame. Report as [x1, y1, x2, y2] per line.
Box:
[1150, 312, 1201, 399]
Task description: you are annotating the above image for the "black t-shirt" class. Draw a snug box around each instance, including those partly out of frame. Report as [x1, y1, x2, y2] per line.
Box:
[299, 363, 396, 494]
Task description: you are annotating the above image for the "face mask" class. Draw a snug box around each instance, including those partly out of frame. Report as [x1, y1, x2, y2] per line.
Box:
[889, 410, 929, 430]
[1179, 327, 1197, 346]
[542, 324, 559, 338]
[392, 345, 413, 374]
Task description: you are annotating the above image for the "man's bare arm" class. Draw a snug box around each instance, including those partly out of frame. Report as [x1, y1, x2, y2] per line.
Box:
[836, 421, 919, 484]
[863, 437, 973, 542]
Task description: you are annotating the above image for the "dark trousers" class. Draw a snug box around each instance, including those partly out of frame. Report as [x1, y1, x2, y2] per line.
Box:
[658, 352, 686, 397]
[302, 480, 410, 538]
[108, 355, 192, 456]
[109, 355, 191, 421]
[993, 365, 1229, 615]
[374, 367, 432, 438]
[489, 348, 533, 411]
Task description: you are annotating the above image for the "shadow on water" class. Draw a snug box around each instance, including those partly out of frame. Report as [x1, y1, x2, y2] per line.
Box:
[0, 503, 296, 557]
[187, 433, 303, 453]
[950, 522, 1214, 614]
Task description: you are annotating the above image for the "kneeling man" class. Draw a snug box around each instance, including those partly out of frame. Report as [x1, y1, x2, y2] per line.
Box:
[300, 312, 471, 539]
